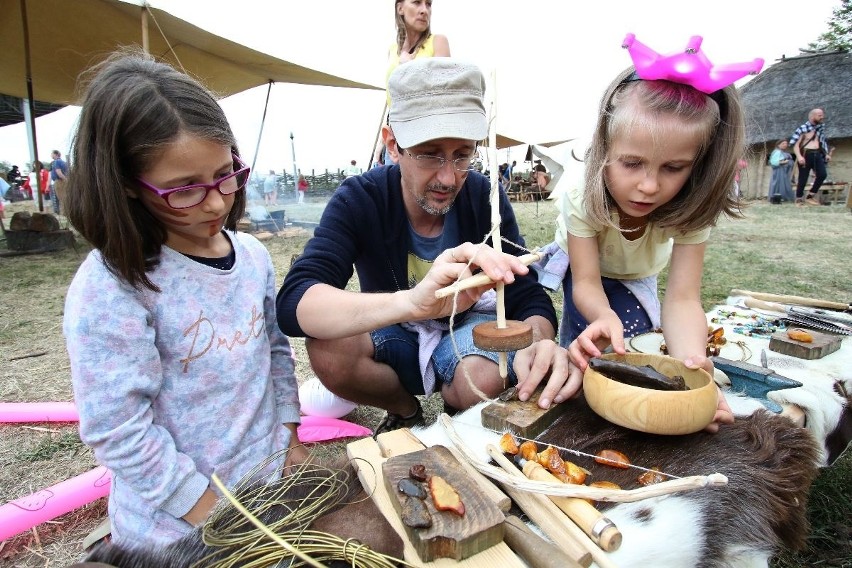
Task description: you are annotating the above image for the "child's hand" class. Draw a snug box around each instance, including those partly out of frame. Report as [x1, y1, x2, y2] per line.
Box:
[284, 443, 311, 470]
[282, 423, 311, 470]
[568, 315, 626, 371]
[683, 357, 735, 433]
[704, 386, 735, 433]
[182, 487, 218, 526]
[683, 354, 714, 377]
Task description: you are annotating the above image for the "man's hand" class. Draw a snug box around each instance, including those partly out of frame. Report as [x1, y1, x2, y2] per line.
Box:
[406, 242, 532, 321]
[513, 339, 581, 409]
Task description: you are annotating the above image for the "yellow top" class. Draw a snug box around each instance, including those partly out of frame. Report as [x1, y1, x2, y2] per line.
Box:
[385, 34, 436, 105]
[556, 189, 711, 280]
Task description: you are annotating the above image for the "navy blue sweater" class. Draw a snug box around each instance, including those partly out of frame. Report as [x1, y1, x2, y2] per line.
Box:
[276, 165, 557, 338]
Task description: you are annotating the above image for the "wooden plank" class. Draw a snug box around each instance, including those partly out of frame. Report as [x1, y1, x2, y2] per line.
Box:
[382, 446, 505, 561]
[346, 435, 525, 568]
[375, 428, 511, 512]
[481, 387, 571, 439]
[768, 329, 842, 360]
[816, 182, 847, 205]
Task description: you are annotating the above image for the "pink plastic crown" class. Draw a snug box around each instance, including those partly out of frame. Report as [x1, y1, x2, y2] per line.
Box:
[622, 33, 764, 94]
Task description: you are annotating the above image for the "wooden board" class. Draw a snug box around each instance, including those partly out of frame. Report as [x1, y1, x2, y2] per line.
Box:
[376, 429, 511, 514]
[481, 387, 570, 439]
[768, 329, 842, 360]
[346, 431, 524, 568]
[382, 446, 505, 562]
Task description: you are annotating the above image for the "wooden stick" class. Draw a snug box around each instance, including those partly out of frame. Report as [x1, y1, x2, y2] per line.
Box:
[435, 252, 542, 299]
[485, 73, 510, 380]
[730, 289, 849, 311]
[519, 458, 622, 552]
[739, 296, 788, 314]
[9, 350, 48, 362]
[487, 447, 592, 567]
[440, 414, 728, 502]
[503, 514, 583, 568]
[488, 445, 622, 568]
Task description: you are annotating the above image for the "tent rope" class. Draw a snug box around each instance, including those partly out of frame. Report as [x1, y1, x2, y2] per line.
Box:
[142, 5, 186, 73]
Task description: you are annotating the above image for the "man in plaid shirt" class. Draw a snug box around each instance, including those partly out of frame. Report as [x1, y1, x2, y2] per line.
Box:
[789, 108, 830, 206]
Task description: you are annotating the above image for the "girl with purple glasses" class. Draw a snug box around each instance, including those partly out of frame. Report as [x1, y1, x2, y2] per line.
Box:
[62, 50, 305, 547]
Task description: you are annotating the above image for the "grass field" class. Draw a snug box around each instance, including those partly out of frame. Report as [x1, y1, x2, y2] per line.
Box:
[0, 195, 850, 567]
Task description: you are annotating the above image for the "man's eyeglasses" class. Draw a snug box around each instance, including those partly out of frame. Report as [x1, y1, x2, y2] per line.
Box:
[137, 154, 250, 209]
[401, 149, 476, 172]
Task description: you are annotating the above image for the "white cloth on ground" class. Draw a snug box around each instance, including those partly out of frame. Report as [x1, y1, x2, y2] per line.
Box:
[532, 240, 662, 328]
[401, 290, 497, 395]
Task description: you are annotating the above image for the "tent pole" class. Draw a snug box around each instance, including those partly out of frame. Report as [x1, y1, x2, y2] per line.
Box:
[250, 81, 280, 230]
[368, 101, 388, 170]
[21, 101, 44, 212]
[290, 132, 297, 204]
[19, 0, 44, 213]
[250, 80, 273, 176]
[141, 6, 149, 53]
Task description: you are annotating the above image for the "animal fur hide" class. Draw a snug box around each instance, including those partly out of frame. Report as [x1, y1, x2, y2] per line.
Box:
[71, 461, 403, 568]
[707, 304, 852, 467]
[414, 395, 821, 568]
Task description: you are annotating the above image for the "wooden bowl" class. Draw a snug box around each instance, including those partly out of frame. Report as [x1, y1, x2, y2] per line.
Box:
[583, 352, 717, 435]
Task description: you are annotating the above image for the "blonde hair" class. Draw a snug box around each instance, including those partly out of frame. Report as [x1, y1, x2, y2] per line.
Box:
[584, 67, 745, 233]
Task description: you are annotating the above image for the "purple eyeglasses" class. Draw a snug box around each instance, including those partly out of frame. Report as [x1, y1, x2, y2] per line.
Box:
[137, 154, 250, 209]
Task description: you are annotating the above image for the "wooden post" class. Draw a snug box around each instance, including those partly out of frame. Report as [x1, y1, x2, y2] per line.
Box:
[486, 70, 509, 379]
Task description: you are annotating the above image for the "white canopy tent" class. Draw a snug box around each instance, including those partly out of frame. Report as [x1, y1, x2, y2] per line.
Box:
[528, 138, 591, 201]
[1, 0, 381, 212]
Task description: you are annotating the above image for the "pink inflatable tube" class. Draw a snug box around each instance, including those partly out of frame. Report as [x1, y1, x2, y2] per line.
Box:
[0, 402, 79, 423]
[297, 415, 371, 442]
[0, 466, 111, 541]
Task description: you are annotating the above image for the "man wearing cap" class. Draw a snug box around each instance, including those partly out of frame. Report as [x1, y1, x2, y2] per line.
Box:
[277, 58, 577, 435]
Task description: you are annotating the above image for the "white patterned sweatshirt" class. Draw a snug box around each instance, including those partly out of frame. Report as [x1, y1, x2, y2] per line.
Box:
[64, 231, 300, 547]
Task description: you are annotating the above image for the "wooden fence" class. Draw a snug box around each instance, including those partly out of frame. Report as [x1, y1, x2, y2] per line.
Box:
[250, 169, 350, 200]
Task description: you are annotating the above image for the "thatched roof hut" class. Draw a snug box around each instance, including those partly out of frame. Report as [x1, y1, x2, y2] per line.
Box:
[737, 50, 851, 202]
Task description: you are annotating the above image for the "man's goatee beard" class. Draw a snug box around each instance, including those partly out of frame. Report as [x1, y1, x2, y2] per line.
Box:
[417, 184, 456, 216]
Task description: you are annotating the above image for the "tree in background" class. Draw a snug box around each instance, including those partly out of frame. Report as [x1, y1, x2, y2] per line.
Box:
[806, 0, 851, 52]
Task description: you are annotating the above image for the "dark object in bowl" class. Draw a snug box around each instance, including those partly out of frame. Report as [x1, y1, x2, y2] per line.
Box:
[589, 358, 688, 391]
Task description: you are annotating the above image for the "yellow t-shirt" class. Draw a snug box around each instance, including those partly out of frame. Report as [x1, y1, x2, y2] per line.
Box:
[385, 35, 436, 105]
[555, 189, 711, 280]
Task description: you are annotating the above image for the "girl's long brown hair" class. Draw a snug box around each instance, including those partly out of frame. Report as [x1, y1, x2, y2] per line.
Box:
[66, 49, 246, 292]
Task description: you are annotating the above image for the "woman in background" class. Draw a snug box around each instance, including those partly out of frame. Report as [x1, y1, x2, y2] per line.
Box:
[374, 0, 451, 166]
[768, 139, 794, 203]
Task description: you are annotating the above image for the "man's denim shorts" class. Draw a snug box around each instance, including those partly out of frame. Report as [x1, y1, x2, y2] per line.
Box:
[370, 312, 518, 395]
